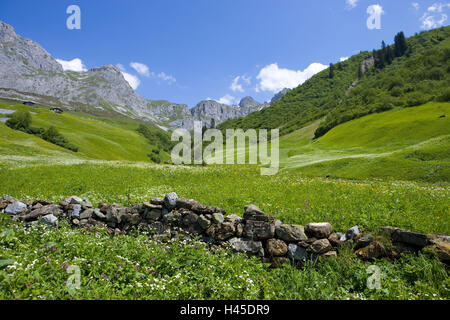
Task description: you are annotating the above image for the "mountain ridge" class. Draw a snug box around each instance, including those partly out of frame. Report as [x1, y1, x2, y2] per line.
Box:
[0, 20, 285, 131]
[218, 26, 450, 136]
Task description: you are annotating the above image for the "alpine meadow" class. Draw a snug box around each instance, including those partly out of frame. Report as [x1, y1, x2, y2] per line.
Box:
[0, 1, 449, 305]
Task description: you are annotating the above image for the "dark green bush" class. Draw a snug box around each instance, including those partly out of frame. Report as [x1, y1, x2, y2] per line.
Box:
[41, 126, 78, 152]
[5, 111, 31, 132]
[5, 111, 78, 152]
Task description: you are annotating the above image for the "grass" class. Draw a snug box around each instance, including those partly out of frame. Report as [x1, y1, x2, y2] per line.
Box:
[0, 100, 448, 300]
[0, 163, 448, 235]
[1, 213, 449, 300]
[0, 100, 173, 162]
[279, 103, 450, 182]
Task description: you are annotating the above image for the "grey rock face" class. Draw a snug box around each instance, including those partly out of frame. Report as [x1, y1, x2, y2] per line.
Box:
[80, 209, 93, 220]
[287, 244, 307, 261]
[93, 209, 106, 220]
[39, 214, 58, 227]
[5, 201, 27, 215]
[20, 204, 62, 221]
[228, 238, 264, 256]
[239, 96, 261, 109]
[164, 192, 178, 210]
[341, 226, 361, 241]
[392, 229, 430, 248]
[276, 224, 308, 242]
[71, 204, 82, 219]
[0, 20, 279, 131]
[170, 98, 268, 130]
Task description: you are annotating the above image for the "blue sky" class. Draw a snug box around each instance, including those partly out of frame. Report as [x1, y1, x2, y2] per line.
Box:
[0, 0, 449, 107]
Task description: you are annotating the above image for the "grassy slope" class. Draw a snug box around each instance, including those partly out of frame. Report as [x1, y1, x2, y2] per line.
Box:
[218, 51, 371, 134]
[218, 26, 450, 137]
[0, 100, 169, 162]
[280, 103, 450, 182]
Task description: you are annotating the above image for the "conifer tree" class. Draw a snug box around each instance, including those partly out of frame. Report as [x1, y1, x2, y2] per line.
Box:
[394, 31, 408, 57]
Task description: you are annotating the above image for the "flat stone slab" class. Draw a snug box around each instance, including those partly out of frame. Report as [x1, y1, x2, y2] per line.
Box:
[392, 229, 430, 248]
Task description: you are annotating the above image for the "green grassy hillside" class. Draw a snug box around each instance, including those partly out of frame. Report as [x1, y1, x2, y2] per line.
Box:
[0, 100, 172, 163]
[280, 103, 450, 182]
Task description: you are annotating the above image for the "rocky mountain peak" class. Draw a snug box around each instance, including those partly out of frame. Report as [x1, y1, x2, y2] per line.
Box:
[90, 64, 121, 74]
[0, 21, 16, 42]
[270, 88, 291, 104]
[239, 96, 261, 109]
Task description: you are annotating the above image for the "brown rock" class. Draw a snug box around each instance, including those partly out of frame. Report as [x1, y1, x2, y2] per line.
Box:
[20, 204, 63, 222]
[269, 257, 291, 268]
[354, 234, 374, 250]
[355, 241, 388, 260]
[143, 202, 163, 210]
[191, 204, 226, 215]
[243, 220, 275, 240]
[390, 241, 418, 259]
[423, 238, 450, 264]
[305, 223, 333, 239]
[310, 239, 332, 254]
[276, 224, 308, 242]
[328, 233, 342, 247]
[206, 222, 236, 241]
[176, 198, 201, 210]
[180, 211, 201, 234]
[266, 239, 288, 257]
[323, 251, 338, 258]
[150, 197, 164, 206]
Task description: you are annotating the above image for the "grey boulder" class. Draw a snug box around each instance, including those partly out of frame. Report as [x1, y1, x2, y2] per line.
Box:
[5, 201, 27, 215]
[341, 226, 361, 241]
[39, 214, 58, 227]
[164, 192, 178, 210]
[276, 224, 308, 242]
[287, 244, 307, 261]
[228, 238, 264, 256]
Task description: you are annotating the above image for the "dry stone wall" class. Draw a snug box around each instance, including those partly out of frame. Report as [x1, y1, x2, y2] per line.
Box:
[1, 193, 449, 266]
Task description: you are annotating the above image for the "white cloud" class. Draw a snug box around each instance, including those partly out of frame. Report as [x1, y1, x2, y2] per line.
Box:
[241, 75, 251, 85]
[121, 72, 140, 90]
[420, 3, 450, 29]
[157, 72, 176, 84]
[230, 76, 244, 92]
[255, 62, 328, 93]
[216, 94, 237, 105]
[428, 2, 450, 12]
[412, 2, 420, 10]
[346, 0, 359, 10]
[339, 57, 349, 62]
[230, 75, 252, 93]
[130, 62, 151, 77]
[116, 64, 140, 90]
[56, 58, 87, 72]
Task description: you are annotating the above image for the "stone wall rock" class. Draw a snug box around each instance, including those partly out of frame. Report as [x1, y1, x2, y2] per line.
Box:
[305, 223, 333, 239]
[1, 192, 449, 267]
